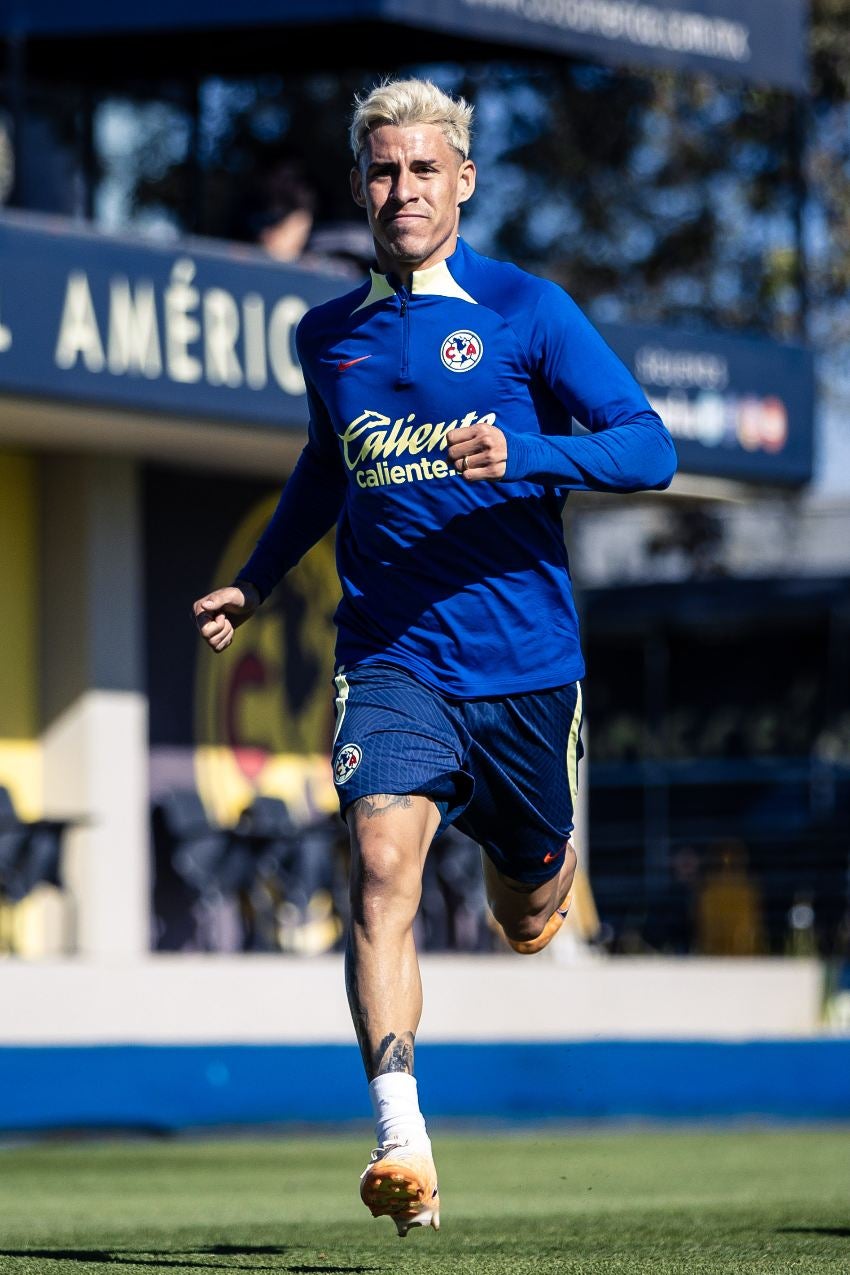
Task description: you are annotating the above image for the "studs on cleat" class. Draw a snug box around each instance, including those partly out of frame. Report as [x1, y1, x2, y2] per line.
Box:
[395, 1206, 439, 1237]
[360, 1144, 440, 1237]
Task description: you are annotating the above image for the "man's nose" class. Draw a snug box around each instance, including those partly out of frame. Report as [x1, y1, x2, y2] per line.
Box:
[391, 169, 417, 203]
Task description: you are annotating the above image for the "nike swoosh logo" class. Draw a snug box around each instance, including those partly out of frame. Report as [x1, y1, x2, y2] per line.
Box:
[337, 355, 373, 372]
[543, 850, 560, 864]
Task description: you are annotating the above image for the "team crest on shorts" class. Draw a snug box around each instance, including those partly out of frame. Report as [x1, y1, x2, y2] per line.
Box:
[441, 330, 483, 372]
[334, 743, 363, 785]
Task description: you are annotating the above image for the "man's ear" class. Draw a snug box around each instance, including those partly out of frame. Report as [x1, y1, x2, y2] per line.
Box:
[457, 159, 476, 207]
[350, 165, 366, 208]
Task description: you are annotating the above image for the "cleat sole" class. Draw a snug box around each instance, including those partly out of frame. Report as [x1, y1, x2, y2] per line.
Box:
[360, 1155, 440, 1236]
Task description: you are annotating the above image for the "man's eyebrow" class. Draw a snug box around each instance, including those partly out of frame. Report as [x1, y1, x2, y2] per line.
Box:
[367, 156, 442, 170]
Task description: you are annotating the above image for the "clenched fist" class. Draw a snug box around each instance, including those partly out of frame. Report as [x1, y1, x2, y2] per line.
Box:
[192, 579, 260, 653]
[446, 413, 507, 481]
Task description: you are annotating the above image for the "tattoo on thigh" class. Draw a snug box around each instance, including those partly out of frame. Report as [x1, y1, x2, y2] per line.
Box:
[352, 794, 413, 818]
[373, 1030, 415, 1075]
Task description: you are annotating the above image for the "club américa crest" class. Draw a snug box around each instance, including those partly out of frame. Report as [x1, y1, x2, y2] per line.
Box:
[441, 330, 483, 372]
[334, 743, 363, 785]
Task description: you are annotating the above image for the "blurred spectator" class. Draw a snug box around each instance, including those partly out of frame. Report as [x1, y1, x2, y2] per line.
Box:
[236, 153, 317, 261]
[695, 839, 766, 956]
[306, 219, 375, 278]
[232, 151, 373, 278]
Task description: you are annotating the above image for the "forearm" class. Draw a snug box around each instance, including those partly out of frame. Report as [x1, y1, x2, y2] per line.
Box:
[237, 447, 346, 600]
[503, 414, 677, 493]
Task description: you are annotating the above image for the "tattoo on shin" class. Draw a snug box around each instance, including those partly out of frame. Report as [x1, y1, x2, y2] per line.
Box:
[344, 945, 415, 1077]
[344, 941, 370, 1068]
[373, 1030, 415, 1075]
[352, 793, 413, 819]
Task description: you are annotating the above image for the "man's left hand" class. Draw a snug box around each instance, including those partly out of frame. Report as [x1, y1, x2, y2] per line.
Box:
[446, 419, 507, 481]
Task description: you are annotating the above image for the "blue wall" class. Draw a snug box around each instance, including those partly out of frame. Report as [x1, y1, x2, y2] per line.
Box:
[3, 1041, 848, 1131]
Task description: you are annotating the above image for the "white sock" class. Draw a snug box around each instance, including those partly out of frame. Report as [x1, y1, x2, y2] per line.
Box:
[369, 1072, 430, 1153]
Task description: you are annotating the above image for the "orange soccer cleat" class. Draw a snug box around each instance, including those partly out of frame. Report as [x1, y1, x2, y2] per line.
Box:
[359, 1141, 440, 1237]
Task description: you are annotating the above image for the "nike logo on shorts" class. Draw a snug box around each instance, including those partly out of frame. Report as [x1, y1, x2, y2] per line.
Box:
[337, 355, 373, 372]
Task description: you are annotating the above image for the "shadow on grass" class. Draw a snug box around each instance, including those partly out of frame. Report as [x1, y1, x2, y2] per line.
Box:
[777, 1228, 850, 1238]
[0, 1249, 377, 1272]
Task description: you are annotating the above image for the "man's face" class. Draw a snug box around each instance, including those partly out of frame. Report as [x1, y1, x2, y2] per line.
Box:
[351, 123, 475, 275]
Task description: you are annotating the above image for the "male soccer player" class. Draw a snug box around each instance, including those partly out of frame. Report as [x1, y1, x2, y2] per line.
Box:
[193, 78, 677, 1236]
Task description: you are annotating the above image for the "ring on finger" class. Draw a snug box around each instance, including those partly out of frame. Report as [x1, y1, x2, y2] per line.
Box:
[460, 455, 468, 474]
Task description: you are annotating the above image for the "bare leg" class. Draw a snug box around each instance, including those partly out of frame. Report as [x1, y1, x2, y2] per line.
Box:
[482, 840, 577, 946]
[348, 794, 443, 1234]
[345, 793, 441, 1079]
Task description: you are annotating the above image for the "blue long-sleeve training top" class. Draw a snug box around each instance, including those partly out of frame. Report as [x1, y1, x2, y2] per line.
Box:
[238, 237, 677, 697]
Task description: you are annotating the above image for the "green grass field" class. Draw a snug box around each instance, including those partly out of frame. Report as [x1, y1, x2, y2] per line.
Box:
[0, 1129, 847, 1273]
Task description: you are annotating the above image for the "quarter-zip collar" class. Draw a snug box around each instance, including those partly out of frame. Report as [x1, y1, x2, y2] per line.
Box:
[353, 239, 478, 312]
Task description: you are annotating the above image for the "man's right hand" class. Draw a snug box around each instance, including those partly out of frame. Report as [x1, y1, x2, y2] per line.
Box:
[192, 580, 260, 653]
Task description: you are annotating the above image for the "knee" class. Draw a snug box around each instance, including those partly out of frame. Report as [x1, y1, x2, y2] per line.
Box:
[350, 839, 421, 926]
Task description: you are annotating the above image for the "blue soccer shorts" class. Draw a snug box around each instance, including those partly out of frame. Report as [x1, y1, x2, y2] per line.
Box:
[330, 661, 584, 885]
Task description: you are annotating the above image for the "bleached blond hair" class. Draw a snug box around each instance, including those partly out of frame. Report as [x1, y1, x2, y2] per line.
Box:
[349, 78, 473, 163]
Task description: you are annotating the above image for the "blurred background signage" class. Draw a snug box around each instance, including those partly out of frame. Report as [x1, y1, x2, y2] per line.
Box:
[0, 214, 814, 485]
[602, 321, 814, 485]
[0, 0, 808, 92]
[0, 214, 333, 427]
[408, 0, 808, 91]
